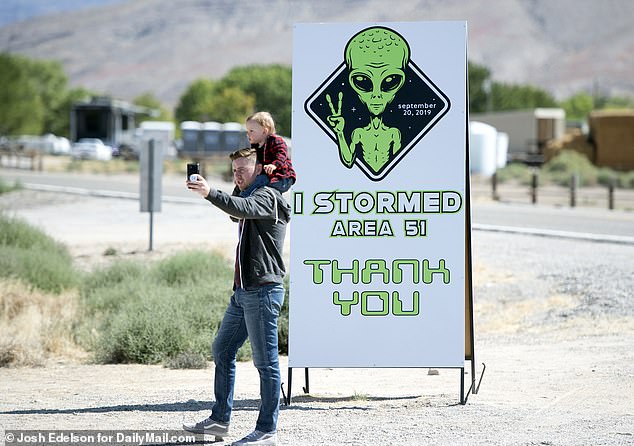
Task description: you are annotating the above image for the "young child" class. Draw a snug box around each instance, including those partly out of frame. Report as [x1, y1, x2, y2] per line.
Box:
[246, 111, 296, 193]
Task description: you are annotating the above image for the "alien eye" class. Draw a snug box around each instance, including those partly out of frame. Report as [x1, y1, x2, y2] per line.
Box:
[351, 74, 373, 92]
[381, 74, 403, 92]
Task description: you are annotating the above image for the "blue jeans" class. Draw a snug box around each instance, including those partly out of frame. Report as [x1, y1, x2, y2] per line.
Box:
[211, 284, 284, 433]
[269, 177, 294, 194]
[250, 174, 294, 194]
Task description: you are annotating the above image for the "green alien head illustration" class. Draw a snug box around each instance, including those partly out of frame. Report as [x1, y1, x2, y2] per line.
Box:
[306, 26, 451, 182]
[326, 27, 410, 174]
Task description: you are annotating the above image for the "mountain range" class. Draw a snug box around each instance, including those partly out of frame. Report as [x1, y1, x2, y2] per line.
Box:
[1, 0, 632, 108]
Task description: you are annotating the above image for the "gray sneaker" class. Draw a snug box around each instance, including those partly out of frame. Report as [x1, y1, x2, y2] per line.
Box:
[231, 430, 277, 446]
[182, 416, 229, 437]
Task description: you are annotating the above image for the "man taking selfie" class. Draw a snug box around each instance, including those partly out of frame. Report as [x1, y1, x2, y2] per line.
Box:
[184, 147, 290, 446]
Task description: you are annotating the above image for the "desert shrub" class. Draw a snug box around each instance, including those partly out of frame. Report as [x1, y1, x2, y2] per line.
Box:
[495, 152, 634, 189]
[77, 250, 241, 364]
[0, 213, 68, 253]
[91, 283, 227, 364]
[493, 162, 533, 185]
[81, 261, 145, 299]
[617, 171, 634, 188]
[0, 178, 21, 194]
[152, 250, 231, 286]
[596, 167, 618, 187]
[165, 351, 208, 369]
[103, 247, 118, 256]
[542, 150, 598, 186]
[0, 214, 78, 293]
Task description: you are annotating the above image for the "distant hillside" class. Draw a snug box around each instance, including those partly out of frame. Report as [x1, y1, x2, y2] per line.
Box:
[0, 0, 121, 27]
[1, 0, 632, 107]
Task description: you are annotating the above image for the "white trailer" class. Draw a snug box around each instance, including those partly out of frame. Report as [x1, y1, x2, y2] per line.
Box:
[471, 108, 565, 164]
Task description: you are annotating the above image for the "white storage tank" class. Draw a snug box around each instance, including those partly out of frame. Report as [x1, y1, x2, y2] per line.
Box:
[496, 131, 509, 168]
[469, 121, 498, 176]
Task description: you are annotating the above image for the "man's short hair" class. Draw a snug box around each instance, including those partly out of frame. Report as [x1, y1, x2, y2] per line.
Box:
[229, 147, 258, 162]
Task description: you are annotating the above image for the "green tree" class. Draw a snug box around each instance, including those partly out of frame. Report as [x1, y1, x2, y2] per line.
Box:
[175, 78, 216, 122]
[561, 92, 594, 120]
[133, 92, 172, 122]
[598, 94, 634, 110]
[175, 79, 255, 124]
[491, 82, 558, 111]
[0, 53, 82, 137]
[468, 61, 492, 113]
[202, 86, 255, 123]
[0, 53, 45, 135]
[25, 58, 68, 134]
[219, 64, 292, 136]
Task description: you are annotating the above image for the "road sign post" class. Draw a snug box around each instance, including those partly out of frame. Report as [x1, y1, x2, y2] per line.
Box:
[140, 138, 163, 251]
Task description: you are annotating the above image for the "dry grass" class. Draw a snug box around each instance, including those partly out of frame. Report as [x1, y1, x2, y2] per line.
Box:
[0, 279, 85, 366]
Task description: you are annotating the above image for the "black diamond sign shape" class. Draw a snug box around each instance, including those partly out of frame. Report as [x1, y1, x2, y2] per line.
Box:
[304, 27, 451, 182]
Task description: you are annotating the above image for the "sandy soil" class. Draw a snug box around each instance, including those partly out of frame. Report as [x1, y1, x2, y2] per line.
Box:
[1, 189, 633, 446]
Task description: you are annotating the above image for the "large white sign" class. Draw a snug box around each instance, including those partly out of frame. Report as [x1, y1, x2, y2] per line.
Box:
[290, 22, 467, 368]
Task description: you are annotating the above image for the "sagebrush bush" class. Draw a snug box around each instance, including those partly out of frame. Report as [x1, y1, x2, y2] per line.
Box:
[81, 261, 145, 301]
[152, 250, 233, 286]
[0, 213, 69, 254]
[78, 251, 242, 364]
[165, 351, 208, 369]
[92, 285, 227, 364]
[493, 162, 533, 185]
[0, 214, 78, 293]
[542, 150, 598, 186]
[95, 289, 195, 364]
[493, 150, 634, 189]
[619, 171, 634, 188]
[0, 178, 21, 194]
[597, 167, 618, 187]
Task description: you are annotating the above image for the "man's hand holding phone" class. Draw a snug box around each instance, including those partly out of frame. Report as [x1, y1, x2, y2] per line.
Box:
[186, 163, 210, 197]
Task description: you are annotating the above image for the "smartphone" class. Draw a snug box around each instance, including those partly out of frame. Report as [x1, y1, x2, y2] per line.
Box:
[187, 163, 200, 181]
[187, 163, 200, 189]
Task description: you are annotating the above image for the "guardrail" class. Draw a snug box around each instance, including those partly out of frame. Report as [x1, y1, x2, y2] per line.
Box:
[480, 172, 634, 210]
[0, 147, 43, 171]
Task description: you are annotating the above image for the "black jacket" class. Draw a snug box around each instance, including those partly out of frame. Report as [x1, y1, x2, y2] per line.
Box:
[205, 186, 290, 289]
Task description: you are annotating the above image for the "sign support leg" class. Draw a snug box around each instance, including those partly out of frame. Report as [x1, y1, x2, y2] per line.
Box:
[303, 368, 310, 394]
[285, 367, 293, 406]
[460, 367, 465, 405]
[285, 367, 311, 406]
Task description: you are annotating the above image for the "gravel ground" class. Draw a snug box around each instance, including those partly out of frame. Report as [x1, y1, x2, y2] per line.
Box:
[1, 191, 633, 445]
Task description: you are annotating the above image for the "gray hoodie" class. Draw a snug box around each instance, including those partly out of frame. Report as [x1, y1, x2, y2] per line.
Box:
[205, 186, 291, 290]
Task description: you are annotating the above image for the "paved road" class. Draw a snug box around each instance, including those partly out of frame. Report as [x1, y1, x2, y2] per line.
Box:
[471, 201, 634, 240]
[2, 168, 634, 242]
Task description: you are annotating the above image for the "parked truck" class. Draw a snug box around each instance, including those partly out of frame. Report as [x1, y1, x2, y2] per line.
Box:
[70, 96, 147, 151]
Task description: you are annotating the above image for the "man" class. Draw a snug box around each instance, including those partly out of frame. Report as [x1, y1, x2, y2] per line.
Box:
[184, 147, 290, 446]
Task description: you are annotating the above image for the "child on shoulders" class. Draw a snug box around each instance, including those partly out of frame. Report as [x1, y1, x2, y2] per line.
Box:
[246, 111, 296, 193]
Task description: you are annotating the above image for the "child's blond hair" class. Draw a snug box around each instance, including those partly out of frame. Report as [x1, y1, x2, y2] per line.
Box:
[246, 111, 276, 134]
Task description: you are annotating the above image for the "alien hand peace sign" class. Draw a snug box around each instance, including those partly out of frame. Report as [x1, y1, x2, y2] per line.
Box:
[326, 92, 345, 134]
